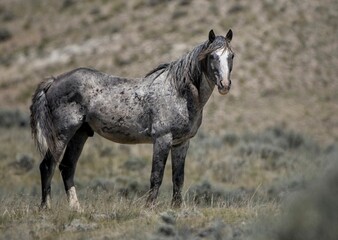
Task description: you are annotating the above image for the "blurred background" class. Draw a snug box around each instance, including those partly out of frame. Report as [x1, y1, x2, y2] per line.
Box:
[1, 0, 337, 141]
[0, 0, 337, 239]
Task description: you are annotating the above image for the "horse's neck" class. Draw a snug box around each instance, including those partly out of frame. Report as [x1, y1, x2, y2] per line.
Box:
[196, 74, 215, 108]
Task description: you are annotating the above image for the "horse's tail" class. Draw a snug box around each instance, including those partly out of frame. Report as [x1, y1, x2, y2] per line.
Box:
[30, 77, 59, 158]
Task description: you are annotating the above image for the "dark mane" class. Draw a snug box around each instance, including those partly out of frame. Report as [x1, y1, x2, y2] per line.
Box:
[145, 63, 171, 78]
[145, 36, 229, 95]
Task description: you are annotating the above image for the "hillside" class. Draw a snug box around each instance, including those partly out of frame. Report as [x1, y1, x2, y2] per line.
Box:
[0, 0, 337, 142]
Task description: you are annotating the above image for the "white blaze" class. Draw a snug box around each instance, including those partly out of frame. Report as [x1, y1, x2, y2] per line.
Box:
[215, 48, 231, 88]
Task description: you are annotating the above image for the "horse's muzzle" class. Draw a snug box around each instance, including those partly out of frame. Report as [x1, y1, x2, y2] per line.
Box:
[218, 79, 231, 95]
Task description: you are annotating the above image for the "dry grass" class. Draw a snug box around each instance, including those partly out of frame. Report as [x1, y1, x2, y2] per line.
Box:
[0, 125, 335, 239]
[0, 186, 271, 239]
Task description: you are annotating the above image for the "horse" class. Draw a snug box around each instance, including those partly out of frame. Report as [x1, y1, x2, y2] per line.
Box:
[30, 29, 234, 211]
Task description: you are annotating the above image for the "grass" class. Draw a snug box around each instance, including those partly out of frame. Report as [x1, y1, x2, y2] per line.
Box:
[0, 189, 268, 239]
[0, 123, 336, 239]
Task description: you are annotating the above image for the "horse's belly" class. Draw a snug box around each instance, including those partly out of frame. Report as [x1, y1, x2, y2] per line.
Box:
[97, 130, 152, 144]
[88, 115, 152, 144]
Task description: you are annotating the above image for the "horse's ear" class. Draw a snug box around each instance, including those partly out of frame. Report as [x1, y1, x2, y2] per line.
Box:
[208, 29, 216, 43]
[225, 29, 233, 42]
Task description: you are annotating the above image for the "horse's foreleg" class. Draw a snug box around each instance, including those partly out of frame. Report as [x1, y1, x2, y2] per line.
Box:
[171, 140, 189, 208]
[146, 133, 172, 207]
[39, 151, 56, 210]
[59, 127, 88, 212]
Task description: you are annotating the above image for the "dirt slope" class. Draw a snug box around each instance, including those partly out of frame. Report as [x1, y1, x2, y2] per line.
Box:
[0, 0, 337, 141]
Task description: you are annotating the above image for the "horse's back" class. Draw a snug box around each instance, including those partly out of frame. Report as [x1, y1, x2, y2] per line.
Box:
[51, 67, 129, 91]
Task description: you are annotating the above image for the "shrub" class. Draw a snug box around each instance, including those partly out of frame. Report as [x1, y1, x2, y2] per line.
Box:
[0, 10, 15, 22]
[0, 109, 29, 128]
[0, 28, 12, 42]
[189, 180, 253, 206]
[222, 133, 239, 146]
[61, 0, 76, 9]
[255, 157, 338, 240]
[8, 154, 35, 175]
[122, 157, 147, 171]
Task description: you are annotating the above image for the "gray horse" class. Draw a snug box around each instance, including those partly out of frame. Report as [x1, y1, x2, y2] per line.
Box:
[30, 29, 234, 211]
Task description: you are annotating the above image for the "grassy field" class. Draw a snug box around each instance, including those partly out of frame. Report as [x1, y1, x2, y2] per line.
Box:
[0, 125, 336, 239]
[0, 0, 337, 239]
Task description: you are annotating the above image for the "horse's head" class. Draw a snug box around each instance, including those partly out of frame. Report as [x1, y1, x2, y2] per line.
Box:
[200, 29, 234, 95]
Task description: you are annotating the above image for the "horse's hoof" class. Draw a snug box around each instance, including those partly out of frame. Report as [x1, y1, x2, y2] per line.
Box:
[39, 198, 52, 211]
[39, 204, 51, 211]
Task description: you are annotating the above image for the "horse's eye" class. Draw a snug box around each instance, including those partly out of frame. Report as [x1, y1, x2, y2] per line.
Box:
[210, 53, 220, 60]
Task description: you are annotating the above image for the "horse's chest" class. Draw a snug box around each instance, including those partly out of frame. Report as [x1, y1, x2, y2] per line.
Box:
[169, 110, 202, 143]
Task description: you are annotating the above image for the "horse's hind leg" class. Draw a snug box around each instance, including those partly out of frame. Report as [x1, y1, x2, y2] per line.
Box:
[59, 124, 90, 211]
[39, 150, 57, 209]
[39, 143, 67, 210]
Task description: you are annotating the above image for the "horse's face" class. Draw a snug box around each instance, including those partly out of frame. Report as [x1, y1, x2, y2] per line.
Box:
[206, 29, 234, 95]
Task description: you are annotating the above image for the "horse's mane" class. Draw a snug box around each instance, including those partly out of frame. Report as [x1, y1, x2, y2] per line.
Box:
[145, 63, 171, 79]
[145, 36, 228, 95]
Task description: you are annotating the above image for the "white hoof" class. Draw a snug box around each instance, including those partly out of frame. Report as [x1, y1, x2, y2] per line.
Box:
[67, 186, 83, 213]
